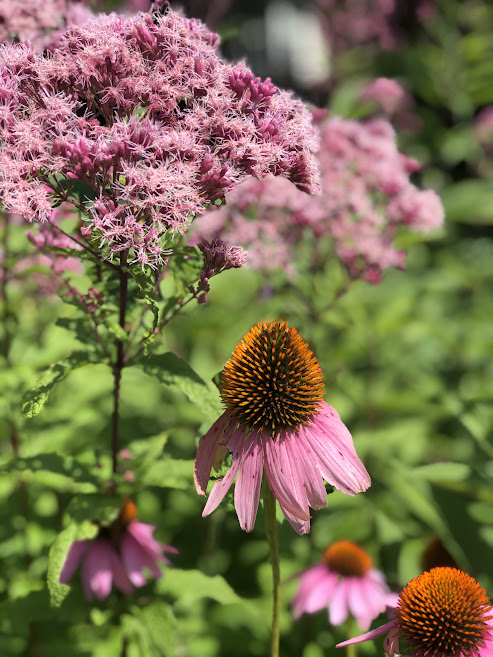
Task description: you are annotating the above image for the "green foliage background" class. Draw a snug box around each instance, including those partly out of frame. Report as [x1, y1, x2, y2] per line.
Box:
[1, 1, 493, 655]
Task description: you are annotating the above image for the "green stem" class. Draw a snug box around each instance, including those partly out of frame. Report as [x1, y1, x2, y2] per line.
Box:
[263, 479, 281, 657]
[346, 617, 357, 657]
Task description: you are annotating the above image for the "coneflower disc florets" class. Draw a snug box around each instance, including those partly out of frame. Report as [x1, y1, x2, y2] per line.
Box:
[323, 540, 373, 578]
[396, 567, 492, 657]
[220, 321, 324, 435]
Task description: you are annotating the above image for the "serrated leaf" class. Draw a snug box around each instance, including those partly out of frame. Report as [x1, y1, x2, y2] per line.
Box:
[22, 350, 98, 417]
[132, 602, 176, 657]
[129, 266, 160, 333]
[103, 319, 128, 342]
[138, 352, 222, 420]
[141, 459, 194, 489]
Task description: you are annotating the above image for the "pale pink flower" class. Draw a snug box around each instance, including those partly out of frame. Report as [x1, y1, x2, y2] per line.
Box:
[194, 321, 370, 535]
[59, 499, 177, 600]
[292, 540, 398, 630]
[0, 0, 94, 53]
[360, 78, 408, 116]
[338, 567, 493, 657]
[191, 115, 444, 282]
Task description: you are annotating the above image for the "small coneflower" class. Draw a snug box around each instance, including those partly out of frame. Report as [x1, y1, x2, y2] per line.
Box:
[292, 540, 398, 629]
[59, 499, 178, 600]
[338, 567, 493, 657]
[194, 321, 370, 534]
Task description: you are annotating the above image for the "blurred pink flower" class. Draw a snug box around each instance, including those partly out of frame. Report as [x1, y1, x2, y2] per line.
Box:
[338, 567, 493, 657]
[360, 78, 408, 116]
[191, 115, 444, 283]
[0, 0, 94, 53]
[194, 321, 370, 535]
[292, 540, 398, 629]
[59, 499, 177, 600]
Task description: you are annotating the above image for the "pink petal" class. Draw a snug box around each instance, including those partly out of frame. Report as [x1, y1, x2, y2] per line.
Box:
[289, 429, 328, 510]
[234, 432, 263, 532]
[329, 578, 351, 626]
[278, 501, 311, 534]
[194, 413, 234, 495]
[262, 433, 311, 521]
[337, 620, 397, 648]
[202, 427, 245, 517]
[81, 539, 114, 601]
[347, 575, 387, 630]
[59, 540, 89, 584]
[302, 403, 371, 495]
[109, 548, 134, 595]
[277, 434, 310, 516]
[120, 534, 161, 588]
[292, 565, 337, 618]
[126, 520, 175, 563]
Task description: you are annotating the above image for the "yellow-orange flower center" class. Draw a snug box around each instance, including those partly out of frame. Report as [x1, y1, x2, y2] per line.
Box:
[396, 567, 492, 657]
[322, 540, 373, 577]
[220, 321, 324, 435]
[118, 498, 138, 527]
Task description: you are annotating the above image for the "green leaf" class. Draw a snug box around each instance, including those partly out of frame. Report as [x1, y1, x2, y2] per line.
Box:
[22, 350, 99, 417]
[131, 602, 177, 657]
[47, 495, 123, 606]
[129, 266, 160, 333]
[103, 319, 128, 342]
[412, 462, 470, 483]
[441, 179, 493, 224]
[141, 458, 194, 490]
[157, 568, 243, 605]
[0, 454, 100, 493]
[138, 352, 222, 420]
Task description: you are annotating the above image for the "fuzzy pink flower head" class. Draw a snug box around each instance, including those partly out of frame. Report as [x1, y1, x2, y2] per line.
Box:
[0, 6, 319, 267]
[338, 567, 493, 657]
[59, 499, 177, 600]
[194, 321, 370, 535]
[292, 540, 398, 630]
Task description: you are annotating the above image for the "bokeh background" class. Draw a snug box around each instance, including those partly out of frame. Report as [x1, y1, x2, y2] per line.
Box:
[1, 0, 493, 655]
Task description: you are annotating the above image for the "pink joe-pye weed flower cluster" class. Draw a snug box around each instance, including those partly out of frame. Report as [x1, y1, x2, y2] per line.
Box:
[292, 540, 398, 630]
[0, 5, 319, 268]
[194, 321, 370, 535]
[59, 499, 177, 600]
[191, 114, 444, 283]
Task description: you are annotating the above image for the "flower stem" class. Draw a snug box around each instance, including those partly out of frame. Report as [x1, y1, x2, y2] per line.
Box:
[263, 479, 281, 657]
[111, 250, 128, 475]
[346, 618, 358, 657]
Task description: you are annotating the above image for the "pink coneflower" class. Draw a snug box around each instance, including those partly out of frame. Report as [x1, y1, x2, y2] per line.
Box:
[292, 540, 398, 629]
[194, 321, 370, 535]
[59, 499, 177, 600]
[338, 567, 493, 657]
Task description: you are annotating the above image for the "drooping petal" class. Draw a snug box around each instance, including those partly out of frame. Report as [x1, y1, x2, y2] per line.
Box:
[234, 432, 263, 532]
[337, 619, 397, 648]
[262, 433, 310, 521]
[289, 429, 328, 510]
[81, 539, 114, 601]
[347, 575, 387, 630]
[278, 501, 311, 535]
[120, 533, 161, 588]
[302, 402, 370, 495]
[59, 540, 89, 584]
[194, 413, 234, 496]
[109, 547, 134, 595]
[329, 578, 351, 626]
[202, 427, 245, 517]
[292, 565, 338, 618]
[125, 520, 176, 564]
[276, 432, 310, 517]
